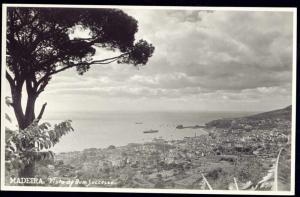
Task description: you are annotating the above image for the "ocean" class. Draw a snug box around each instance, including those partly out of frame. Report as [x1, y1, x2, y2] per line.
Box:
[43, 111, 256, 153]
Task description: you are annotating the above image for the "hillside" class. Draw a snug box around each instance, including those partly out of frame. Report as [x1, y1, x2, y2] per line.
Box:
[31, 106, 291, 189]
[205, 105, 292, 130]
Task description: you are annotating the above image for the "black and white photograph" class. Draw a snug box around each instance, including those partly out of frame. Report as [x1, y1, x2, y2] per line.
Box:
[1, 4, 296, 195]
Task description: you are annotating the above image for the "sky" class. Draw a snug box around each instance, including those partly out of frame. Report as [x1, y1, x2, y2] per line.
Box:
[7, 8, 295, 113]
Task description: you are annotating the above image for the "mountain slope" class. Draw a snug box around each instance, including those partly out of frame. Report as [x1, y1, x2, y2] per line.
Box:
[245, 105, 291, 121]
[205, 105, 292, 129]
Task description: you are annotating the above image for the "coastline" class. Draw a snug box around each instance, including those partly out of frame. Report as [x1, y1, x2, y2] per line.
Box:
[6, 106, 291, 190]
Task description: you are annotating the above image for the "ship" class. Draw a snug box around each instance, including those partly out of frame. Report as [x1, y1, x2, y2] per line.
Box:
[143, 129, 159, 134]
[176, 124, 206, 129]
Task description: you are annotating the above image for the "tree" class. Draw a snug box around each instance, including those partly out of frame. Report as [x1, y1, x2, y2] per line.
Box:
[5, 7, 154, 179]
[6, 7, 155, 130]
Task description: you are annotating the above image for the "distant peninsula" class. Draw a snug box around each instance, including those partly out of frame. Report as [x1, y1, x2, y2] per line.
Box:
[205, 105, 292, 131]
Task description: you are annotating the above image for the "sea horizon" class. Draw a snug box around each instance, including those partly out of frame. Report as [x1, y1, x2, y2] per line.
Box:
[44, 110, 258, 153]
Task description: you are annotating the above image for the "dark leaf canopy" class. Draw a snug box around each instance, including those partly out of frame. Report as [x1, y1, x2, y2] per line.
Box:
[119, 39, 155, 66]
[6, 7, 154, 78]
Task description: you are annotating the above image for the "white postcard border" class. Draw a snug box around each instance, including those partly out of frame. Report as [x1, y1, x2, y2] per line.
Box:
[1, 4, 297, 195]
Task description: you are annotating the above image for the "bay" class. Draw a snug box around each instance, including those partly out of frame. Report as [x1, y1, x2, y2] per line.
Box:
[43, 111, 255, 153]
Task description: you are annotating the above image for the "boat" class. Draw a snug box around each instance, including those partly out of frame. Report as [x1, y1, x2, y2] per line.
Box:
[135, 122, 143, 124]
[176, 125, 184, 129]
[143, 129, 159, 134]
[176, 124, 206, 129]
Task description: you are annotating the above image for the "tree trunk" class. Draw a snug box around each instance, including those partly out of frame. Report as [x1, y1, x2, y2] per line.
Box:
[8, 76, 49, 178]
[16, 93, 38, 178]
[20, 92, 39, 178]
[12, 90, 38, 130]
[11, 81, 39, 177]
[18, 95, 38, 178]
[12, 93, 26, 129]
[24, 94, 37, 127]
[10, 84, 27, 130]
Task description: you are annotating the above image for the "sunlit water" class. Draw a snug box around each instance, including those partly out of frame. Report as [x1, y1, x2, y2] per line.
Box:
[42, 111, 255, 153]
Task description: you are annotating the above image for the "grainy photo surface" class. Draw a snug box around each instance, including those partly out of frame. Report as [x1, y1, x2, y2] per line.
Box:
[1, 4, 296, 195]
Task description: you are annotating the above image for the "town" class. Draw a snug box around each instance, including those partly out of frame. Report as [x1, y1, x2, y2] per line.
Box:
[32, 106, 292, 190]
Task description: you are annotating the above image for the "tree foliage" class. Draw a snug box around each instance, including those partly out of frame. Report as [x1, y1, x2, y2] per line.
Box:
[4, 84, 73, 179]
[5, 119, 74, 175]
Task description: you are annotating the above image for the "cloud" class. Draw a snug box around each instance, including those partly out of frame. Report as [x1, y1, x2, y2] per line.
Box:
[37, 8, 294, 111]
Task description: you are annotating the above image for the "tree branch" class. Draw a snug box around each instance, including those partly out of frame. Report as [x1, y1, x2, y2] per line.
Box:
[90, 53, 128, 64]
[39, 53, 129, 82]
[6, 71, 15, 87]
[26, 79, 34, 94]
[36, 79, 49, 94]
[72, 37, 97, 42]
[47, 64, 75, 76]
[91, 58, 119, 65]
[35, 52, 129, 92]
[36, 102, 47, 122]
[48, 54, 124, 75]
